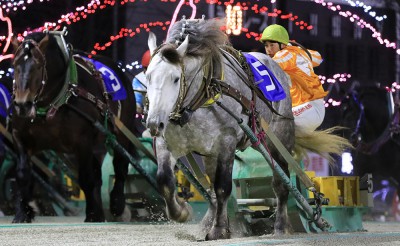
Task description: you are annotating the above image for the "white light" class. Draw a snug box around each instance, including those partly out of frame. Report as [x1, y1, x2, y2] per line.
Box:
[341, 152, 353, 174]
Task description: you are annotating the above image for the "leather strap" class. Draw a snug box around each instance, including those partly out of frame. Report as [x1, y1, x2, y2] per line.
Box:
[113, 116, 157, 164]
[184, 152, 210, 189]
[260, 118, 314, 188]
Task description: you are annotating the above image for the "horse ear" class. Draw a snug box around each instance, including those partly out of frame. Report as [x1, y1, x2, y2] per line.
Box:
[176, 35, 189, 57]
[148, 32, 157, 55]
[38, 34, 49, 52]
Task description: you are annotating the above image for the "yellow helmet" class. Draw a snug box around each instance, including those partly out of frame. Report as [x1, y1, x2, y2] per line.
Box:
[260, 24, 289, 45]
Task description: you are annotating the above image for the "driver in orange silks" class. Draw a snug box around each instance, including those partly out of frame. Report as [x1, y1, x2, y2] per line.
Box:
[260, 24, 327, 135]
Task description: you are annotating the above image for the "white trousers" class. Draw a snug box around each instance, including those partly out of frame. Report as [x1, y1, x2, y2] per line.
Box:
[292, 99, 325, 135]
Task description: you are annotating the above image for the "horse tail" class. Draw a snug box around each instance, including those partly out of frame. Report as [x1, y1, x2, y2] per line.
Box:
[293, 126, 352, 165]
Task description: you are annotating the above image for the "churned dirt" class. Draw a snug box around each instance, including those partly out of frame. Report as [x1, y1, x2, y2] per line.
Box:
[0, 216, 400, 246]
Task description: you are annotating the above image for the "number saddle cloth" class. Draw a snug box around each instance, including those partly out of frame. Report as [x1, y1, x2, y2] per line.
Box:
[243, 53, 286, 102]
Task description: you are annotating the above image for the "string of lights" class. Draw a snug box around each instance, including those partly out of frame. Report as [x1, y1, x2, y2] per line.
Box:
[0, 0, 398, 97]
[0, 8, 13, 63]
[312, 0, 399, 55]
[1, 1, 312, 49]
[91, 21, 170, 55]
[341, 0, 387, 21]
[1, 0, 51, 13]
[321, 73, 352, 107]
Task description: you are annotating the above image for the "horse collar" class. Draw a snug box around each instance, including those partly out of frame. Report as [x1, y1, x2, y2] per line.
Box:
[36, 53, 78, 119]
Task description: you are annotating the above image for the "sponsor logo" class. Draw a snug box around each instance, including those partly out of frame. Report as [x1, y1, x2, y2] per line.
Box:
[292, 103, 312, 116]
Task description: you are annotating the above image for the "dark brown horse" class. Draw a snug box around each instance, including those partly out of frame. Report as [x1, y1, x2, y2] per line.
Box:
[11, 30, 139, 223]
[340, 84, 400, 195]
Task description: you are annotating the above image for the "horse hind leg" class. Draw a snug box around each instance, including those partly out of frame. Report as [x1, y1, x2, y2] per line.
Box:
[155, 139, 192, 222]
[272, 161, 292, 235]
[109, 149, 130, 221]
[78, 151, 105, 222]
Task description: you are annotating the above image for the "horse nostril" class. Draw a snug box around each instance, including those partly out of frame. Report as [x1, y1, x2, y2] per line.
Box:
[159, 122, 164, 130]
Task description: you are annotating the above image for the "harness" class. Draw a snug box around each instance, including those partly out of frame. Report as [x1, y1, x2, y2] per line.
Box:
[156, 44, 292, 127]
[14, 28, 112, 121]
[167, 54, 224, 125]
[13, 28, 158, 165]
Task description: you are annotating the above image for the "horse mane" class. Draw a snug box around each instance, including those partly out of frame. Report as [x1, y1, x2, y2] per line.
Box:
[160, 19, 230, 73]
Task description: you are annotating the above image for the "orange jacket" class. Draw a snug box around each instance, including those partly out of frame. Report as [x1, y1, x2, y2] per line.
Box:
[272, 45, 327, 107]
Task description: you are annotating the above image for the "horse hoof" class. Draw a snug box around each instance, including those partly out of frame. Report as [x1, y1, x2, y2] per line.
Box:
[176, 202, 193, 222]
[205, 226, 231, 241]
[110, 192, 126, 216]
[273, 227, 291, 235]
[12, 208, 35, 223]
[84, 214, 105, 222]
[12, 217, 32, 223]
[167, 202, 193, 222]
[114, 206, 131, 222]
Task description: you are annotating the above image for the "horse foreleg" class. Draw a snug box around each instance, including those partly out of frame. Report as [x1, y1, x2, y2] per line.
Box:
[155, 138, 192, 222]
[12, 131, 34, 223]
[205, 144, 235, 240]
[272, 165, 292, 235]
[78, 152, 105, 222]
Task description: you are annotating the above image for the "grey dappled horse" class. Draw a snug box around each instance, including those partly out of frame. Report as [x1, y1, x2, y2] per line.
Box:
[146, 19, 346, 240]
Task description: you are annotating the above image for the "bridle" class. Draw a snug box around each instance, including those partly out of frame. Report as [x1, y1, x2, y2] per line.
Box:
[146, 45, 205, 126]
[13, 39, 48, 106]
[168, 60, 188, 122]
[12, 28, 80, 120]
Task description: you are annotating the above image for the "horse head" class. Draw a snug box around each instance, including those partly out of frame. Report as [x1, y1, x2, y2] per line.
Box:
[145, 32, 190, 137]
[340, 85, 393, 153]
[12, 34, 50, 118]
[340, 89, 364, 145]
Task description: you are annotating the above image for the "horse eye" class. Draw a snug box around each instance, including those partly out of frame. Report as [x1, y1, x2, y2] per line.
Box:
[174, 78, 179, 84]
